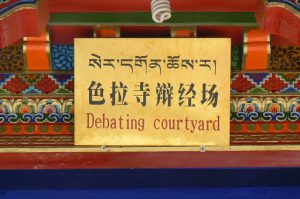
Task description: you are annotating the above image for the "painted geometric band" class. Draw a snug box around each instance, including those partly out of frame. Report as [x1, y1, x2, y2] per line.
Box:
[1, 96, 299, 123]
[0, 73, 74, 96]
[1, 133, 300, 146]
[231, 133, 300, 145]
[0, 123, 74, 134]
[0, 135, 73, 146]
[0, 113, 74, 123]
[231, 72, 300, 94]
[231, 122, 300, 133]
[1, 72, 300, 96]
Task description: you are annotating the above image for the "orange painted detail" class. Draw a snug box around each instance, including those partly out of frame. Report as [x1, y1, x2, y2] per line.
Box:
[244, 29, 269, 70]
[175, 30, 195, 37]
[94, 27, 119, 38]
[24, 32, 50, 71]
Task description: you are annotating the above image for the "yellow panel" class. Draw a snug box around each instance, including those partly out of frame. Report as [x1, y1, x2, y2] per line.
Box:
[75, 38, 231, 146]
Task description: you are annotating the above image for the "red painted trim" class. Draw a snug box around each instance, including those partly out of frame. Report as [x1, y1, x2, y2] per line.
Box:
[50, 26, 93, 45]
[1, 151, 300, 169]
[271, 34, 296, 46]
[0, 0, 49, 48]
[49, 0, 257, 13]
[197, 26, 244, 46]
[256, 1, 300, 46]
[50, 25, 296, 46]
[50, 26, 244, 45]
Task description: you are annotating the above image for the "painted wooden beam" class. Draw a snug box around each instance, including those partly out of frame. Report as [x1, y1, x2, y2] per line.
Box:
[49, 0, 257, 13]
[49, 12, 257, 26]
[1, 151, 300, 169]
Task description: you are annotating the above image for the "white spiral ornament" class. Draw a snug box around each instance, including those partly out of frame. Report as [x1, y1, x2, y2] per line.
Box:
[151, 0, 172, 23]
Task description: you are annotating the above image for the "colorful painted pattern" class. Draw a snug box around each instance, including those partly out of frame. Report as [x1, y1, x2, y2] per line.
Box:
[1, 72, 299, 96]
[231, 96, 300, 122]
[0, 44, 299, 146]
[231, 72, 300, 94]
[0, 95, 299, 145]
[0, 0, 36, 13]
[0, 98, 74, 123]
[1, 45, 299, 72]
[0, 73, 74, 96]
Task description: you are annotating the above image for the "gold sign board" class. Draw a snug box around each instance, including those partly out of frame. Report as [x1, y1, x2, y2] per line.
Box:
[75, 38, 231, 146]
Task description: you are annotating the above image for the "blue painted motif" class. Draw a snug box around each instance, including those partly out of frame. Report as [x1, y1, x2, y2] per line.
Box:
[51, 45, 74, 71]
[0, 113, 73, 123]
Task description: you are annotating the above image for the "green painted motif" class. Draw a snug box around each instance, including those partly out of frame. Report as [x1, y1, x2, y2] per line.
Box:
[233, 124, 242, 131]
[53, 125, 62, 132]
[231, 47, 242, 70]
[274, 123, 283, 130]
[288, 123, 298, 131]
[25, 125, 35, 133]
[248, 87, 268, 94]
[68, 125, 74, 133]
[260, 123, 270, 131]
[39, 125, 48, 133]
[12, 125, 21, 133]
[0, 125, 7, 133]
[247, 124, 256, 131]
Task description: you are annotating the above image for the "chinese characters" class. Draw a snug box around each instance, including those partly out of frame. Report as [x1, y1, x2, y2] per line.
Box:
[88, 81, 219, 108]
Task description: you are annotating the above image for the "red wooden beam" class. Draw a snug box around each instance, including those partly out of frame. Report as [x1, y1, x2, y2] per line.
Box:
[49, 0, 257, 13]
[256, 0, 300, 46]
[1, 151, 300, 169]
[0, 0, 49, 48]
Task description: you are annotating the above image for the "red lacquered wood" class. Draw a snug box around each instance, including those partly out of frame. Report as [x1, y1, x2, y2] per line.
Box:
[49, 0, 256, 13]
[50, 26, 93, 45]
[49, 25, 296, 46]
[1, 151, 300, 169]
[0, 0, 49, 48]
[271, 34, 295, 46]
[256, 1, 300, 46]
[197, 26, 244, 46]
